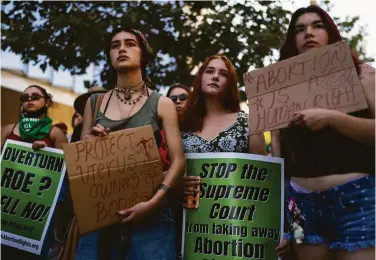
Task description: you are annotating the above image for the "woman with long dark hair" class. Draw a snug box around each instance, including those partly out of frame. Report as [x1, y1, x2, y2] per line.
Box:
[273, 5, 375, 260]
[75, 28, 185, 260]
[1, 84, 68, 260]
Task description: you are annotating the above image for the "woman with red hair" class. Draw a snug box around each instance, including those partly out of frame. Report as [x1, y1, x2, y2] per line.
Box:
[181, 54, 289, 257]
[180, 55, 265, 154]
[273, 5, 375, 260]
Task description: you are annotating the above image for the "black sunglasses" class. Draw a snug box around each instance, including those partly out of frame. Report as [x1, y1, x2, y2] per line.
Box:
[169, 93, 188, 103]
[20, 93, 45, 103]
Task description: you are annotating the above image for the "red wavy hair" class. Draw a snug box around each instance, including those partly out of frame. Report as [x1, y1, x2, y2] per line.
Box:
[180, 55, 240, 132]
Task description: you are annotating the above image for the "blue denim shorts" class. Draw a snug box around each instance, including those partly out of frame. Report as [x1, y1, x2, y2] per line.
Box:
[286, 176, 375, 251]
[76, 208, 176, 260]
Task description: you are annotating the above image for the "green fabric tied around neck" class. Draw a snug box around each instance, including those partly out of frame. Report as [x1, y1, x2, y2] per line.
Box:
[19, 115, 53, 141]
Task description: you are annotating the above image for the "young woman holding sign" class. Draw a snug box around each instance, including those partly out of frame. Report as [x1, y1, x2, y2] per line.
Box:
[1, 85, 67, 150]
[1, 85, 68, 259]
[272, 5, 375, 260]
[75, 28, 185, 260]
[181, 54, 289, 257]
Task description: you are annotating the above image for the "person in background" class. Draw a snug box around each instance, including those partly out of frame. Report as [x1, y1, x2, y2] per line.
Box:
[166, 82, 191, 260]
[1, 85, 67, 151]
[71, 112, 83, 129]
[1, 84, 68, 260]
[71, 87, 108, 143]
[69, 113, 83, 143]
[272, 5, 375, 260]
[180, 54, 289, 258]
[166, 83, 191, 119]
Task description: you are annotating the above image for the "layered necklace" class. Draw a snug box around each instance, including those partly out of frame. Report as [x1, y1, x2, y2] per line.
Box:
[115, 81, 146, 105]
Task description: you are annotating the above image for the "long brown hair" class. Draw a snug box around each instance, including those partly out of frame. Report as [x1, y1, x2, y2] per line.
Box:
[180, 55, 240, 132]
[279, 5, 360, 74]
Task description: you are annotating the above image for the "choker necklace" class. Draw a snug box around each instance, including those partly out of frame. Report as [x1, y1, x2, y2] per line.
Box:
[115, 81, 144, 101]
[115, 82, 146, 105]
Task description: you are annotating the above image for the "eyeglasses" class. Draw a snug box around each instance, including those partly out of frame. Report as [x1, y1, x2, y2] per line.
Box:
[169, 94, 188, 103]
[20, 93, 45, 102]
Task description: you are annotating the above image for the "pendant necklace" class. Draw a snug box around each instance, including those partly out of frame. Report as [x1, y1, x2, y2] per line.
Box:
[115, 81, 144, 101]
[115, 82, 147, 120]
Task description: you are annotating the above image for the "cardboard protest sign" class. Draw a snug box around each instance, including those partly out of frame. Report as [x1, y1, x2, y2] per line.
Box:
[1, 140, 66, 255]
[63, 125, 164, 234]
[182, 153, 284, 260]
[243, 41, 368, 134]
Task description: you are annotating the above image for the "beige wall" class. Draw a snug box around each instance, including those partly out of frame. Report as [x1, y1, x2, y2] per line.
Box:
[1, 87, 76, 134]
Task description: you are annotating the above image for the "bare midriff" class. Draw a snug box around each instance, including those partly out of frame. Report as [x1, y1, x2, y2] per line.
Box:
[291, 172, 369, 192]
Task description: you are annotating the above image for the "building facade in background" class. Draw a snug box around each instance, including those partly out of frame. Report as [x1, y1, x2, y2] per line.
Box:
[1, 51, 100, 134]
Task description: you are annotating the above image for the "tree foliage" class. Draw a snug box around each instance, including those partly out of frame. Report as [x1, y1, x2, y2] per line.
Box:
[1, 1, 372, 92]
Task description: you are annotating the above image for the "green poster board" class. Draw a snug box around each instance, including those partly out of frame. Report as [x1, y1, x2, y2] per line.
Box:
[1, 140, 66, 255]
[183, 153, 284, 260]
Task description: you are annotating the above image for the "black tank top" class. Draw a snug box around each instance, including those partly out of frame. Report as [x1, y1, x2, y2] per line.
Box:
[281, 109, 375, 178]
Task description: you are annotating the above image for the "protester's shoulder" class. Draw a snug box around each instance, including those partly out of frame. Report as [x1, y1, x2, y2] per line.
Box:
[3, 123, 16, 131]
[360, 63, 375, 72]
[157, 94, 175, 108]
[51, 125, 66, 137]
[360, 63, 375, 79]
[238, 111, 248, 118]
[238, 111, 248, 124]
[181, 131, 191, 139]
[2, 123, 16, 136]
[89, 92, 106, 103]
[359, 63, 375, 90]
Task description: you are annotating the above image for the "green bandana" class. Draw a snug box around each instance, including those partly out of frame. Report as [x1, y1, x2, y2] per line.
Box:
[19, 115, 53, 141]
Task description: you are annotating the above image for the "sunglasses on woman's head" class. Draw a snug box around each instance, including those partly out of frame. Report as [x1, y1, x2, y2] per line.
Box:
[20, 93, 44, 102]
[169, 93, 188, 103]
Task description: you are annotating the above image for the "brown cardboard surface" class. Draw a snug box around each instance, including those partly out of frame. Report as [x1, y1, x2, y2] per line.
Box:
[243, 41, 368, 134]
[62, 125, 164, 234]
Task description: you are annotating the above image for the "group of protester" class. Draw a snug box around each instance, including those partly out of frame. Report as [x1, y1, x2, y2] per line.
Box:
[1, 5, 374, 260]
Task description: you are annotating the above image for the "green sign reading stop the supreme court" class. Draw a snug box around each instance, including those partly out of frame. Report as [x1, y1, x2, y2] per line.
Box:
[183, 153, 284, 260]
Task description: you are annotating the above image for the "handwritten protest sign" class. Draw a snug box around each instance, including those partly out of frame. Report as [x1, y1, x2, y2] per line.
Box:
[1, 140, 66, 255]
[183, 153, 284, 260]
[243, 41, 368, 134]
[63, 125, 164, 234]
